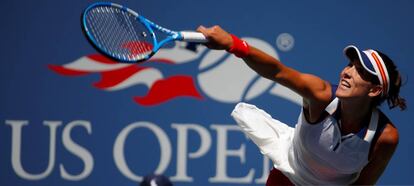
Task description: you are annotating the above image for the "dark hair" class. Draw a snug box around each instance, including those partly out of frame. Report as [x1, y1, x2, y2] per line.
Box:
[372, 51, 406, 110]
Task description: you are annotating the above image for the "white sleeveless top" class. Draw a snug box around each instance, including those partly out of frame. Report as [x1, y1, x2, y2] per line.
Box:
[231, 98, 379, 185]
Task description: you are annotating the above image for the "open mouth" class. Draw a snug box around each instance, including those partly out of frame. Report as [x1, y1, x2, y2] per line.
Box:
[340, 79, 351, 88]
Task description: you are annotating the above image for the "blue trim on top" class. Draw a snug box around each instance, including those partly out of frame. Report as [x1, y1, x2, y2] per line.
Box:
[360, 50, 375, 72]
[356, 127, 368, 139]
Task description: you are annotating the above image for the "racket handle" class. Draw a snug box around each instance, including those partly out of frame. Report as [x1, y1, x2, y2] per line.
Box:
[180, 31, 208, 43]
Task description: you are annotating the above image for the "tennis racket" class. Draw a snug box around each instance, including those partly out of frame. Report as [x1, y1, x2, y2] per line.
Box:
[81, 2, 207, 63]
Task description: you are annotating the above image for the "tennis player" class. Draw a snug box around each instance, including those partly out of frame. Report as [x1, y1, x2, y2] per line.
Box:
[197, 25, 405, 185]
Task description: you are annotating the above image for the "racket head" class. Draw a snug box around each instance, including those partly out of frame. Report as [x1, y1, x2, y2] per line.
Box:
[81, 2, 155, 63]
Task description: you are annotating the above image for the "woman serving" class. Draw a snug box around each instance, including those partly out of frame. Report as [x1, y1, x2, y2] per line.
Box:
[197, 25, 405, 185]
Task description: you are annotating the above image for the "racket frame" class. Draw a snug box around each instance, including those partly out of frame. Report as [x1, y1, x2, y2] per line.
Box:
[82, 2, 202, 63]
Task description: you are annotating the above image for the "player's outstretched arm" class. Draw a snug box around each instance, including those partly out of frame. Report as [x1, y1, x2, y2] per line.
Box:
[197, 25, 332, 110]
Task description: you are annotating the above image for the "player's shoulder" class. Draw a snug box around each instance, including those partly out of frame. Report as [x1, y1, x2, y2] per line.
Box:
[377, 111, 399, 148]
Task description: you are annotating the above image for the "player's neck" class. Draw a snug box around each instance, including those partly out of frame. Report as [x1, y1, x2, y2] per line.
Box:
[339, 99, 372, 133]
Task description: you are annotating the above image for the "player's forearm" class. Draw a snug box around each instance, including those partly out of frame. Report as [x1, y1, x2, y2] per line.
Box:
[242, 46, 297, 83]
[241, 46, 331, 105]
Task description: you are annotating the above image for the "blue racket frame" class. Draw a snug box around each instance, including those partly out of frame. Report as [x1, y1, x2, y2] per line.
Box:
[82, 2, 186, 63]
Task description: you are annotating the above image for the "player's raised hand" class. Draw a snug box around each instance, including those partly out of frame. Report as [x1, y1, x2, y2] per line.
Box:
[197, 25, 233, 50]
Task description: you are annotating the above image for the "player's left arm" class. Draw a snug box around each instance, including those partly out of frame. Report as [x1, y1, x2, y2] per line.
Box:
[352, 120, 399, 185]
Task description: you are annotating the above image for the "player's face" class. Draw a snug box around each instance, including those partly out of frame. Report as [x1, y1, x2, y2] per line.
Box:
[335, 60, 377, 99]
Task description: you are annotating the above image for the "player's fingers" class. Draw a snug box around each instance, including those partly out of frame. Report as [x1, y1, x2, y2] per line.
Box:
[197, 25, 214, 42]
[197, 25, 208, 34]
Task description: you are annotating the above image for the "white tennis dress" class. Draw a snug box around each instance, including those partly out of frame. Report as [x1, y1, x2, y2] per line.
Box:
[231, 98, 378, 185]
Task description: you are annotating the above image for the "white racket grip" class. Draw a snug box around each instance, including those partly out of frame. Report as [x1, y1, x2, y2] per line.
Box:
[180, 31, 208, 43]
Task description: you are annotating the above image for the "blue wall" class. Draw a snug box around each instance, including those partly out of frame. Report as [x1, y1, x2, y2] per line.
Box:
[1, 0, 413, 185]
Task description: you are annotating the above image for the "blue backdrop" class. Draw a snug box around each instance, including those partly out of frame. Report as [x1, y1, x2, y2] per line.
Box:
[1, 0, 413, 185]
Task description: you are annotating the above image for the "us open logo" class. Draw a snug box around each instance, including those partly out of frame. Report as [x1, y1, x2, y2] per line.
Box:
[48, 37, 301, 106]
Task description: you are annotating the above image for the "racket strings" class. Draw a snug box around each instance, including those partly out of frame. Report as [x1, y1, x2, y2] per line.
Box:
[88, 8, 120, 57]
[120, 10, 148, 56]
[85, 6, 153, 61]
